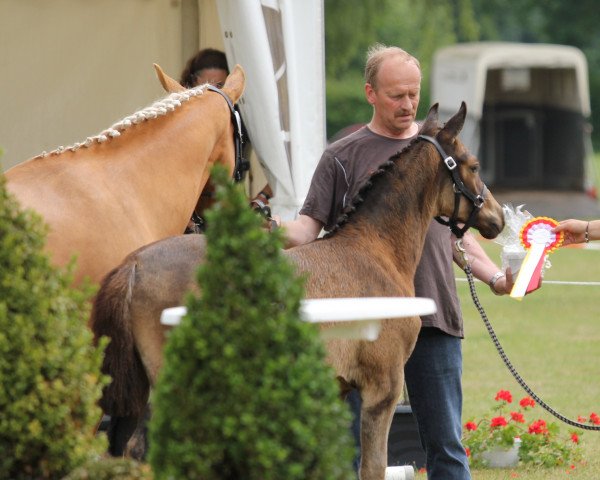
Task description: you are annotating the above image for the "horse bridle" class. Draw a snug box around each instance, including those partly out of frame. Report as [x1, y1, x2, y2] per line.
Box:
[206, 84, 249, 182]
[418, 134, 487, 239]
[185, 85, 250, 234]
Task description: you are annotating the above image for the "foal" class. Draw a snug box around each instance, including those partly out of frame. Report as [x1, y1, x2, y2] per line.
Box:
[92, 102, 504, 479]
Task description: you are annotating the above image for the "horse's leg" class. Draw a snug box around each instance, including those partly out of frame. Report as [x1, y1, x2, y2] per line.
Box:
[119, 302, 174, 460]
[124, 404, 152, 460]
[107, 414, 143, 457]
[358, 381, 401, 480]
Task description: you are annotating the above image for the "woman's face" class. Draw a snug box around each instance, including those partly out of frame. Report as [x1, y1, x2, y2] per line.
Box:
[195, 67, 228, 88]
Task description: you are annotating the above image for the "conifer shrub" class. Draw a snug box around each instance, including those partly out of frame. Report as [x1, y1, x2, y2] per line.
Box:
[0, 175, 108, 479]
[149, 166, 355, 479]
[63, 457, 153, 480]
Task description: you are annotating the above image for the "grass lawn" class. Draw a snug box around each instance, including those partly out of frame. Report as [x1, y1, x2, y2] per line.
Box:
[456, 239, 600, 479]
[416, 153, 600, 479]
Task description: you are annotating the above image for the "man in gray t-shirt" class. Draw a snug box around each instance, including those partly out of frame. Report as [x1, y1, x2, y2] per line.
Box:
[278, 44, 516, 479]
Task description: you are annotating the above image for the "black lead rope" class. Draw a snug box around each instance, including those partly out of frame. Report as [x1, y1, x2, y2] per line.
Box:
[456, 240, 600, 431]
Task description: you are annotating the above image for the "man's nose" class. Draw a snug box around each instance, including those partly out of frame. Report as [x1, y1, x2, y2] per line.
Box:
[398, 96, 412, 110]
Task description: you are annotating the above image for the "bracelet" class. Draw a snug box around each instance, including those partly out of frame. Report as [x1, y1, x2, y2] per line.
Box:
[488, 271, 505, 296]
[585, 222, 589, 243]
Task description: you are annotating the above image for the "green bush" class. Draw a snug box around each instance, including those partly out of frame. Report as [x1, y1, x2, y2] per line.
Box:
[149, 166, 355, 479]
[0, 175, 108, 479]
[63, 458, 153, 480]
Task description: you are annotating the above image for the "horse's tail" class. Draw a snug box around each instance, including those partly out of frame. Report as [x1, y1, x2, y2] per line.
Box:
[91, 259, 149, 418]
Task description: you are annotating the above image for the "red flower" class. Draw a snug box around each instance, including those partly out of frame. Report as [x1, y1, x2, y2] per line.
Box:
[577, 415, 587, 423]
[464, 421, 478, 431]
[528, 419, 548, 435]
[491, 416, 508, 427]
[510, 411, 525, 423]
[571, 433, 579, 444]
[495, 390, 513, 403]
[465, 447, 471, 457]
[590, 412, 600, 425]
[519, 396, 535, 409]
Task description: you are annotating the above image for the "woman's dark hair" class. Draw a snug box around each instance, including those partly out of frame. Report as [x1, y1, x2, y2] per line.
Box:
[179, 48, 229, 88]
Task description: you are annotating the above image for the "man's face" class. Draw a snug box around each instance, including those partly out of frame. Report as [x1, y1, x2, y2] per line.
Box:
[366, 56, 421, 136]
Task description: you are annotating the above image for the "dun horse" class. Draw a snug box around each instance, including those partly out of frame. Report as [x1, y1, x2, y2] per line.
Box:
[92, 102, 504, 479]
[4, 64, 245, 288]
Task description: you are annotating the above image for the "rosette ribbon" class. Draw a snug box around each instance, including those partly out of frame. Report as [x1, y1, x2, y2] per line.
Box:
[510, 217, 563, 300]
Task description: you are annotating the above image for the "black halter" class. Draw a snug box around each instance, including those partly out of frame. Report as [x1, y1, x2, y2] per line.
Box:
[418, 134, 487, 239]
[206, 84, 249, 182]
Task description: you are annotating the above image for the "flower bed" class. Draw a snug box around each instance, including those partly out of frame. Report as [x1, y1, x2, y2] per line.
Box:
[462, 389, 599, 468]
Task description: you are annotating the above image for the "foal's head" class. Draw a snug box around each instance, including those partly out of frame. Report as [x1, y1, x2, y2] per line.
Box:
[419, 102, 504, 239]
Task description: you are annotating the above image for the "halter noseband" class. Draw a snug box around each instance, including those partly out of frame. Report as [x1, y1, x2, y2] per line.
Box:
[418, 134, 487, 239]
[206, 84, 249, 182]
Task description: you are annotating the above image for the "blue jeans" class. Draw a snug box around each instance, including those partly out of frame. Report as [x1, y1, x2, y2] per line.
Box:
[347, 327, 470, 480]
[404, 327, 470, 479]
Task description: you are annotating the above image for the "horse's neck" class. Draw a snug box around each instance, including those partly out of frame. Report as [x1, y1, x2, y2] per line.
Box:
[106, 105, 221, 176]
[340, 148, 441, 278]
[19, 98, 228, 235]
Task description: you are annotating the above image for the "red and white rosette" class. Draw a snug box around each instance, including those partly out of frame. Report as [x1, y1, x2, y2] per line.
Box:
[510, 217, 563, 299]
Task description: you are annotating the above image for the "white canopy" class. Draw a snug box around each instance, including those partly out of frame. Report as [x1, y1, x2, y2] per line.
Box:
[216, 0, 326, 220]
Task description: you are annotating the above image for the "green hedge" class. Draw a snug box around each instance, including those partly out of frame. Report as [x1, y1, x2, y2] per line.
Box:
[149, 166, 355, 480]
[0, 175, 107, 479]
[63, 458, 153, 480]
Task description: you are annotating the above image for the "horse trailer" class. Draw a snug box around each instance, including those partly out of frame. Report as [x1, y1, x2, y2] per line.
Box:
[432, 42, 596, 196]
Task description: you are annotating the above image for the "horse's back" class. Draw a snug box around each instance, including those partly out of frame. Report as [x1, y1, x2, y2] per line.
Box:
[285, 236, 414, 299]
[129, 234, 206, 311]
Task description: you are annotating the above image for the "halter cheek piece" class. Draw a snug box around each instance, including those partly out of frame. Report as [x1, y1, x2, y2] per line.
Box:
[186, 85, 250, 234]
[206, 84, 250, 182]
[418, 134, 487, 239]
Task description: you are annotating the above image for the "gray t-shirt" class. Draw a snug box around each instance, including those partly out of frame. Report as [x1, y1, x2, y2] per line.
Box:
[300, 126, 464, 337]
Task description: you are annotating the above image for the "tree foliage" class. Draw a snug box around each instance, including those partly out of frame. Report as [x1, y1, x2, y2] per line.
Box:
[324, 0, 472, 136]
[325, 0, 600, 147]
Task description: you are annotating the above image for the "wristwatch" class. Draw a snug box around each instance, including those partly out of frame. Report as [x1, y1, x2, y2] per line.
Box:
[488, 271, 505, 295]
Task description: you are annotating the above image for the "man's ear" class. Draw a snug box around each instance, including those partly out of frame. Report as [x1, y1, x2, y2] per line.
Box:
[365, 83, 376, 106]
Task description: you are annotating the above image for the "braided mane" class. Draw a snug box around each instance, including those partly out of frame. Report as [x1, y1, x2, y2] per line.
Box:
[324, 135, 423, 237]
[35, 84, 209, 159]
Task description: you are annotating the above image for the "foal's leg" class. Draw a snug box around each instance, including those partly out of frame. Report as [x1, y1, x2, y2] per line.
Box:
[359, 382, 402, 480]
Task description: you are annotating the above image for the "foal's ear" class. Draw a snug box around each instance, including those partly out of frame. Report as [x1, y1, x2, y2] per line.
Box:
[153, 64, 186, 93]
[440, 101, 467, 140]
[419, 103, 439, 135]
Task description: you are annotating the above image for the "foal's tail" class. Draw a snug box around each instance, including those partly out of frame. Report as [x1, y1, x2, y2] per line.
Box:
[91, 259, 150, 418]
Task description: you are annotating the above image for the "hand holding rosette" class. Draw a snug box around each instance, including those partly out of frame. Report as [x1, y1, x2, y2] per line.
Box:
[510, 216, 563, 299]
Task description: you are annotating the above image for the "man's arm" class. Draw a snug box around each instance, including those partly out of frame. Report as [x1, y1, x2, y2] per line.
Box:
[280, 214, 323, 248]
[452, 231, 518, 295]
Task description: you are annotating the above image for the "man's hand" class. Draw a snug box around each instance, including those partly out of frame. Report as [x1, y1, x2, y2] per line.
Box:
[492, 267, 542, 295]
